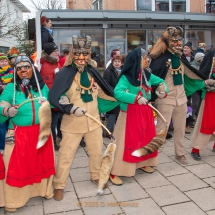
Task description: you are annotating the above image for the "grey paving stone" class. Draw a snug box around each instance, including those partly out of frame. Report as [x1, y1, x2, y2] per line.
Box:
[74, 147, 88, 158]
[158, 152, 173, 164]
[122, 198, 165, 215]
[43, 191, 80, 214]
[109, 182, 148, 202]
[71, 156, 89, 169]
[146, 185, 189, 206]
[134, 171, 171, 189]
[186, 164, 215, 179]
[157, 162, 188, 177]
[207, 211, 215, 215]
[80, 194, 122, 215]
[70, 167, 91, 183]
[74, 180, 110, 198]
[162, 201, 205, 215]
[186, 187, 215, 211]
[160, 140, 174, 148]
[64, 177, 75, 192]
[25, 197, 43, 207]
[0, 208, 4, 215]
[203, 177, 215, 189]
[207, 141, 214, 151]
[7, 205, 43, 215]
[160, 146, 176, 157]
[167, 173, 208, 192]
[50, 210, 84, 215]
[202, 155, 215, 167]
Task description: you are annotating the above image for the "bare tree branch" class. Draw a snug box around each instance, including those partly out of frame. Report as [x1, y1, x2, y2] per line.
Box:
[29, 0, 65, 10]
[0, 2, 25, 39]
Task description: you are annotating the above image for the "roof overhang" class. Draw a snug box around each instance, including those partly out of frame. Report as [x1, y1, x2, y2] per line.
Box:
[41, 9, 215, 26]
[11, 0, 31, 13]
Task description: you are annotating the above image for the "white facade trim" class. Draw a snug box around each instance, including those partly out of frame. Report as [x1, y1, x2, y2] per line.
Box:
[36, 11, 42, 71]
[186, 0, 190, 12]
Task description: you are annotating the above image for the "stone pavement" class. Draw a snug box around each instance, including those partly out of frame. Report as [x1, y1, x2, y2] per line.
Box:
[1, 130, 215, 215]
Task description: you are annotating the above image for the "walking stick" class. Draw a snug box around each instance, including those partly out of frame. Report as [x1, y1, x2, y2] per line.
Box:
[83, 112, 116, 141]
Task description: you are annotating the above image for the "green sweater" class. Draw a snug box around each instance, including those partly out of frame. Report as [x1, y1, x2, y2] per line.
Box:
[114, 75, 168, 111]
[0, 83, 49, 127]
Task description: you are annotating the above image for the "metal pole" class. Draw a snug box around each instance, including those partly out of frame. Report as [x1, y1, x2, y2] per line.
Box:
[35, 10, 42, 71]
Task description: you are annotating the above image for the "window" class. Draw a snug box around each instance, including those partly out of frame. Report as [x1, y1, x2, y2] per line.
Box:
[136, 0, 152, 11]
[156, 0, 169, 11]
[206, 0, 215, 13]
[92, 0, 103, 10]
[172, 0, 186, 12]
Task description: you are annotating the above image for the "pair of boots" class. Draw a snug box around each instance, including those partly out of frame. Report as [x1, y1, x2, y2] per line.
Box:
[191, 142, 215, 161]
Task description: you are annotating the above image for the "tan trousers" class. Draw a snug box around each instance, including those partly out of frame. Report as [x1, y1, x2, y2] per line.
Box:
[156, 103, 187, 156]
[53, 127, 103, 189]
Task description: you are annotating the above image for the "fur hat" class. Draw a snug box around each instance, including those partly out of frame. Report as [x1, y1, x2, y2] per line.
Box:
[0, 53, 8, 60]
[195, 52, 205, 62]
[184, 41, 192, 50]
[198, 43, 207, 50]
[44, 43, 58, 55]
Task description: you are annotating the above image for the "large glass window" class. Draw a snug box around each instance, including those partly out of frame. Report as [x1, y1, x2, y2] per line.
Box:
[127, 30, 146, 51]
[136, 0, 152, 11]
[148, 30, 164, 48]
[156, 0, 169, 11]
[92, 0, 103, 10]
[172, 0, 186, 12]
[54, 29, 104, 68]
[206, 0, 215, 13]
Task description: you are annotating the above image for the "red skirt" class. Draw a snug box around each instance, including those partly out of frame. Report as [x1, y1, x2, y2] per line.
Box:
[200, 92, 215, 134]
[6, 124, 55, 188]
[0, 154, 5, 180]
[123, 103, 157, 163]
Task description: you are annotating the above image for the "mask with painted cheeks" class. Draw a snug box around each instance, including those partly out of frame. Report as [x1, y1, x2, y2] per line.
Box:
[16, 62, 33, 83]
[73, 49, 90, 67]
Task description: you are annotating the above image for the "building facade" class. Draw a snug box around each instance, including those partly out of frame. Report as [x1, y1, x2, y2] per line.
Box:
[0, 0, 30, 53]
[37, 0, 214, 70]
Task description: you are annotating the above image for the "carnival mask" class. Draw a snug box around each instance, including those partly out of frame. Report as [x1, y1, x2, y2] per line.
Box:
[16, 62, 33, 80]
[72, 35, 91, 68]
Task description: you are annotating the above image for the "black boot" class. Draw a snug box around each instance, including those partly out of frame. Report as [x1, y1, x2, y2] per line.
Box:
[191, 152, 201, 161]
[79, 138, 86, 147]
[166, 133, 172, 139]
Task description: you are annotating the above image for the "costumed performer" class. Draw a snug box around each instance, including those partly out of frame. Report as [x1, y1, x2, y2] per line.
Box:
[149, 26, 211, 164]
[109, 47, 168, 186]
[190, 50, 215, 160]
[0, 55, 55, 212]
[49, 35, 118, 201]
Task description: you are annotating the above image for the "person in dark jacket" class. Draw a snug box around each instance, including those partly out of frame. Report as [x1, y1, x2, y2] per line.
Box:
[103, 55, 122, 138]
[40, 42, 60, 150]
[41, 16, 55, 49]
[181, 41, 194, 64]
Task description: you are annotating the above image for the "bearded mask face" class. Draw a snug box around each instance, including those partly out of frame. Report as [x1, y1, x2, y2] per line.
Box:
[72, 36, 91, 69]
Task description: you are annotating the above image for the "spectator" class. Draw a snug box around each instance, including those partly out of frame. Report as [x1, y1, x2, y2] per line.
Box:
[59, 48, 69, 68]
[41, 16, 55, 49]
[103, 55, 122, 138]
[40, 42, 60, 150]
[106, 49, 120, 68]
[195, 43, 207, 54]
[181, 41, 194, 64]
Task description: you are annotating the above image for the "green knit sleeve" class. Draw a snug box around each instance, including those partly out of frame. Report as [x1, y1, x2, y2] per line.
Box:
[149, 73, 169, 93]
[114, 75, 137, 104]
[0, 83, 13, 123]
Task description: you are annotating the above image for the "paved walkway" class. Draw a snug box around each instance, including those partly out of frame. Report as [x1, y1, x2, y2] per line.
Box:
[1, 130, 215, 215]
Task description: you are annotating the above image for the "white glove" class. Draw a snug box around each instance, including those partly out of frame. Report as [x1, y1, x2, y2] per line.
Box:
[156, 91, 167, 99]
[206, 85, 215, 92]
[0, 100, 11, 107]
[137, 97, 148, 105]
[59, 96, 70, 105]
[205, 79, 215, 86]
[70, 105, 86, 117]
